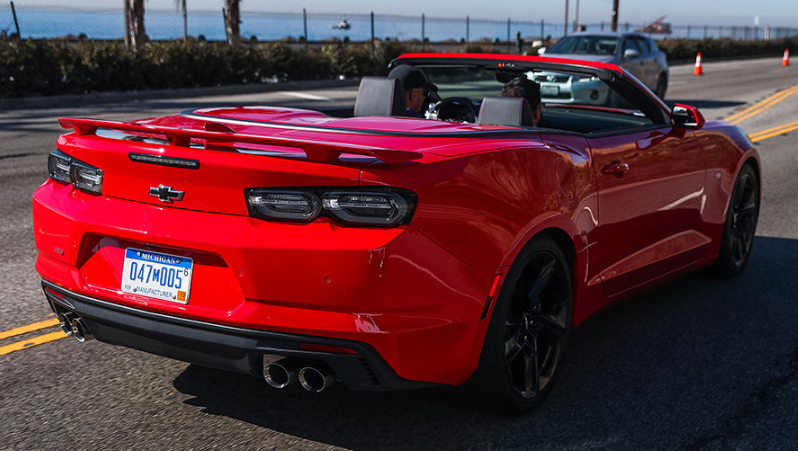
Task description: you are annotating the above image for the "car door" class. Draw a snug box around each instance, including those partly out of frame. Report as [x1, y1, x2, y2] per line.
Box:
[589, 117, 707, 296]
[619, 37, 647, 86]
[635, 36, 659, 89]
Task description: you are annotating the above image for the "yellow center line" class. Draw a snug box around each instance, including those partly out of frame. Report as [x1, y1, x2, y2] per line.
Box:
[0, 318, 60, 340]
[0, 331, 69, 357]
[725, 88, 794, 123]
[748, 119, 798, 138]
[749, 120, 798, 143]
[726, 84, 798, 125]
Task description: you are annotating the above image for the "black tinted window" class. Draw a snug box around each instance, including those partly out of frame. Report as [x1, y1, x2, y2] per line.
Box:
[635, 37, 651, 54]
[622, 38, 641, 53]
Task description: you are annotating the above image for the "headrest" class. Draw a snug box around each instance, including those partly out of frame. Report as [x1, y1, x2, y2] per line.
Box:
[477, 96, 535, 127]
[354, 77, 407, 117]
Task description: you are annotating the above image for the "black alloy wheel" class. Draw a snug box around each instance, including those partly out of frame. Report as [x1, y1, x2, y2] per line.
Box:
[504, 250, 570, 398]
[466, 236, 572, 413]
[715, 164, 759, 276]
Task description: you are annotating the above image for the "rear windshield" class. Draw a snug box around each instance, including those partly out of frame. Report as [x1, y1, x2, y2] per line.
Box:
[548, 36, 619, 56]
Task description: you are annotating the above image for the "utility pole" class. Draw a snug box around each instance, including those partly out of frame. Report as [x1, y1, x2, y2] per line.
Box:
[611, 0, 619, 32]
[10, 1, 20, 38]
[303, 8, 308, 50]
[422, 14, 425, 47]
[574, 0, 580, 32]
[564, 0, 569, 37]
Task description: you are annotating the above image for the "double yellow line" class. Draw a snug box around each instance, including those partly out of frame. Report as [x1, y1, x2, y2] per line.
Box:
[726, 83, 798, 125]
[748, 120, 798, 143]
[0, 317, 68, 357]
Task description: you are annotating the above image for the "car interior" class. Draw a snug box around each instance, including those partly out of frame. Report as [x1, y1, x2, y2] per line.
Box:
[351, 65, 667, 135]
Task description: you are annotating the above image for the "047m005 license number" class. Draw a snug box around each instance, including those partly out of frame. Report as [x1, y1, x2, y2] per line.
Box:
[121, 248, 193, 304]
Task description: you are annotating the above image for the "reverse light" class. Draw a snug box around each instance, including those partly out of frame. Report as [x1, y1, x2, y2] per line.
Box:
[48, 150, 103, 195]
[247, 190, 322, 222]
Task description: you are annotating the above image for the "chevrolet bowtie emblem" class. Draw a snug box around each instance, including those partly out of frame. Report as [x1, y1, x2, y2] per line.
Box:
[148, 185, 184, 203]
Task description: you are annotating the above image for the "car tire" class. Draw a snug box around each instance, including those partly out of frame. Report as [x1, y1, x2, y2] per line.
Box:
[463, 235, 573, 414]
[714, 164, 759, 277]
[655, 73, 668, 99]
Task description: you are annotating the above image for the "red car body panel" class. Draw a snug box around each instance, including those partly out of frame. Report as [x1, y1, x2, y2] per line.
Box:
[32, 54, 759, 388]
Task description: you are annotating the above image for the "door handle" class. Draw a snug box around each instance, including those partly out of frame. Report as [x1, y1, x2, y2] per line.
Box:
[602, 162, 630, 177]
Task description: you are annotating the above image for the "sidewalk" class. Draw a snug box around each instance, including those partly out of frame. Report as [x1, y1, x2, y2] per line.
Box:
[0, 78, 361, 111]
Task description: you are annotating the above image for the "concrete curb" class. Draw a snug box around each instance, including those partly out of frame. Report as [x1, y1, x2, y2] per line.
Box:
[0, 78, 362, 111]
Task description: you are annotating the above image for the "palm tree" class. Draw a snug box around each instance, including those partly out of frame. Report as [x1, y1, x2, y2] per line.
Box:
[175, 0, 188, 40]
[124, 0, 147, 47]
[224, 0, 241, 44]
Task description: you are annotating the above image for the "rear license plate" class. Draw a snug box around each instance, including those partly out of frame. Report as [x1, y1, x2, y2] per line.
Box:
[121, 248, 193, 304]
[541, 85, 560, 96]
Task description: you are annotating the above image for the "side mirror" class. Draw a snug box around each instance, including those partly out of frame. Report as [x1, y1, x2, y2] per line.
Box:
[623, 48, 640, 60]
[537, 47, 547, 56]
[671, 104, 706, 129]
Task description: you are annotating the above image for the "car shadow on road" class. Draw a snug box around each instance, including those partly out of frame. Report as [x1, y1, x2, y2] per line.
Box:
[172, 235, 798, 451]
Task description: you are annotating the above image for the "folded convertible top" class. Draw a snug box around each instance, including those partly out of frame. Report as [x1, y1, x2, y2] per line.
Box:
[58, 118, 423, 164]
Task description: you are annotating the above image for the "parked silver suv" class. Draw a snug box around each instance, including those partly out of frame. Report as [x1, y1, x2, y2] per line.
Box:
[538, 32, 669, 101]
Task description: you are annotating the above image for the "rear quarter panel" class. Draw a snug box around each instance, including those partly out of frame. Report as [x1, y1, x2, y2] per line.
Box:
[360, 133, 604, 324]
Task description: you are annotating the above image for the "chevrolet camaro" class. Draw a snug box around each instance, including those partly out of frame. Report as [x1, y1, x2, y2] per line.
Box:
[33, 53, 759, 413]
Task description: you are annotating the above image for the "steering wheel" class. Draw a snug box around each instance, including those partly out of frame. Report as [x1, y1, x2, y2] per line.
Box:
[430, 97, 478, 123]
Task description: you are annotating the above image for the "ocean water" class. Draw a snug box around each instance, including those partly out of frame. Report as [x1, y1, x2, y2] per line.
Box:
[1, 8, 599, 42]
[1, 7, 786, 42]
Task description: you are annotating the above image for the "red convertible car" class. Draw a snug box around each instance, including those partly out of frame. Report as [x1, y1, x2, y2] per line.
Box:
[33, 53, 759, 413]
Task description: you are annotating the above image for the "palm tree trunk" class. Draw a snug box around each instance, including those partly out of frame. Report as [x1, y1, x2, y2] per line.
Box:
[125, 0, 147, 47]
[175, 0, 188, 40]
[224, 0, 241, 44]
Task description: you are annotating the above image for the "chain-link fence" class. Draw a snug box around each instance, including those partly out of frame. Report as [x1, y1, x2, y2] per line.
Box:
[1, 3, 797, 43]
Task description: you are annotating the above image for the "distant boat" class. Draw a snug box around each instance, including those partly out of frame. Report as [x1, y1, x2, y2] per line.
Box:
[334, 18, 351, 30]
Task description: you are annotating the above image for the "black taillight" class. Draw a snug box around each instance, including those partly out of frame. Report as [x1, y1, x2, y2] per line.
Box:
[247, 190, 322, 222]
[48, 150, 103, 195]
[246, 188, 417, 227]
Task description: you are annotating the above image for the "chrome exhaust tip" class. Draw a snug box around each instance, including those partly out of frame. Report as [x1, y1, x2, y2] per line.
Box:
[298, 365, 335, 393]
[263, 359, 300, 389]
[58, 313, 74, 337]
[69, 317, 93, 342]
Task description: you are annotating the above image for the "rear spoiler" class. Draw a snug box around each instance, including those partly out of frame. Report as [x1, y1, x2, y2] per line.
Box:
[58, 118, 422, 164]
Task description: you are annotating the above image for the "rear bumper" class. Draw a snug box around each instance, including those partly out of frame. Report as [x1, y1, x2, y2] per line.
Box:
[42, 280, 433, 391]
[33, 180, 504, 386]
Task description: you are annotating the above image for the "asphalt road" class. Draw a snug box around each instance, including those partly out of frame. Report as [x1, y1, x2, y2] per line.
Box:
[1, 57, 797, 451]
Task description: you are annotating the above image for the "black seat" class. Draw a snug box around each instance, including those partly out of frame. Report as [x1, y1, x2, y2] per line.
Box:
[477, 96, 535, 127]
[353, 77, 406, 117]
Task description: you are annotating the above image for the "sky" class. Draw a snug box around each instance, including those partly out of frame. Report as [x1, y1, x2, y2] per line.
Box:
[11, 0, 798, 26]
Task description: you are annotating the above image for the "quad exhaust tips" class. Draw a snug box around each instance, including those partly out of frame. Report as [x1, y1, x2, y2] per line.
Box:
[58, 313, 75, 336]
[263, 359, 301, 389]
[298, 365, 335, 393]
[58, 313, 94, 342]
[263, 357, 336, 392]
[70, 317, 93, 342]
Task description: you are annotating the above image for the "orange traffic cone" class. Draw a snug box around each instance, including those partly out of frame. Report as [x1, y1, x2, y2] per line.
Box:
[783, 48, 790, 67]
[693, 52, 704, 76]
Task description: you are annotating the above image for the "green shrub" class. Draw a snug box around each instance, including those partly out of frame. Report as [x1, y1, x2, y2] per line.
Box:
[656, 37, 798, 61]
[0, 37, 419, 98]
[1, 35, 796, 99]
